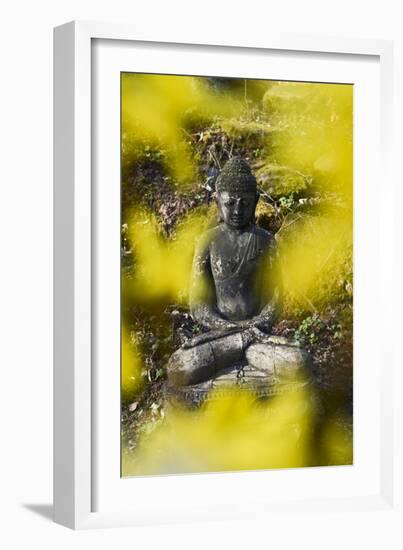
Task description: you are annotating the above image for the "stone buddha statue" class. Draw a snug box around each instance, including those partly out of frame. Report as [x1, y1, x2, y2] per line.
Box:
[167, 158, 311, 399]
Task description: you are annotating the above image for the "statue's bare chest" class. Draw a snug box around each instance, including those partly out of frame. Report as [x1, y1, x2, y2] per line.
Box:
[209, 230, 265, 282]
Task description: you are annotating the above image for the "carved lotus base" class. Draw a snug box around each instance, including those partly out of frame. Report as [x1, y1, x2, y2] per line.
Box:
[164, 362, 312, 408]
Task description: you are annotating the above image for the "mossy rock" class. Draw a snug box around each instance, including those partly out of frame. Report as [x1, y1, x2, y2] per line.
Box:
[220, 118, 274, 149]
[255, 163, 311, 197]
[262, 82, 336, 120]
[263, 83, 311, 113]
[255, 201, 277, 232]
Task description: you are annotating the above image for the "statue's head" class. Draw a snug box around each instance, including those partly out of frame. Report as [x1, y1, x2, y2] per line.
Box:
[215, 158, 259, 229]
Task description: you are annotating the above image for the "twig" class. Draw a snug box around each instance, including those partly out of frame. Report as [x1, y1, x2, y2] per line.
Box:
[208, 147, 222, 169]
[229, 140, 234, 159]
[276, 213, 304, 234]
[181, 127, 198, 143]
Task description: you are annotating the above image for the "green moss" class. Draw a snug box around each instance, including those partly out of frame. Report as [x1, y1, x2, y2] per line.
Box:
[255, 163, 311, 197]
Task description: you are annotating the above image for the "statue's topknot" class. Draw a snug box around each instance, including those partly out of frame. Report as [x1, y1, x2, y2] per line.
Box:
[215, 157, 257, 193]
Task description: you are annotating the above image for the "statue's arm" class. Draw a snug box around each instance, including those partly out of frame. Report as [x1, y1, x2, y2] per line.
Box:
[245, 234, 282, 333]
[189, 235, 237, 331]
[191, 303, 239, 331]
[249, 285, 282, 332]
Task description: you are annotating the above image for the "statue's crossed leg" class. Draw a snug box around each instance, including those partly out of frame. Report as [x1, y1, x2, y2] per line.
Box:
[167, 328, 311, 388]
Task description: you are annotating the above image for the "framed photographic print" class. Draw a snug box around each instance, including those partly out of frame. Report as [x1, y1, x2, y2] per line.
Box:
[54, 21, 397, 530]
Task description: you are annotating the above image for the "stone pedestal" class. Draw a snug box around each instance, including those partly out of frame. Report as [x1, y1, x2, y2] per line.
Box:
[164, 361, 312, 408]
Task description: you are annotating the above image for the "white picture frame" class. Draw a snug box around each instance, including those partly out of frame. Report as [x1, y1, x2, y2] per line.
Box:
[54, 20, 399, 530]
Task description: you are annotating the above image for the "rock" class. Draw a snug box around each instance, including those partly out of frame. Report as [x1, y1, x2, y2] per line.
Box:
[221, 118, 274, 141]
[262, 81, 332, 122]
[254, 201, 277, 231]
[255, 163, 311, 197]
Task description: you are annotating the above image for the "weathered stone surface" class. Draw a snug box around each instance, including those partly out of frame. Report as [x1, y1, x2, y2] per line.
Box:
[245, 338, 310, 380]
[167, 330, 245, 387]
[262, 82, 319, 119]
[164, 360, 311, 407]
[254, 201, 277, 231]
[255, 163, 311, 198]
[221, 118, 275, 146]
[165, 158, 313, 405]
[165, 336, 312, 407]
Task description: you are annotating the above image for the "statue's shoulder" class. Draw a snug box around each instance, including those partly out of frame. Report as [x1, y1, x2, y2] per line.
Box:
[194, 225, 222, 252]
[201, 224, 222, 238]
[252, 225, 276, 248]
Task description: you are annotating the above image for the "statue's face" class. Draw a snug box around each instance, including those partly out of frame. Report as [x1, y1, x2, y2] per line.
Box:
[217, 190, 258, 229]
